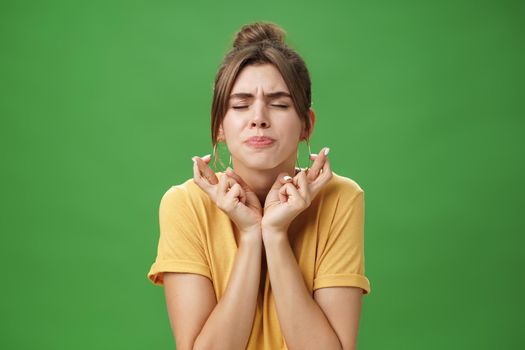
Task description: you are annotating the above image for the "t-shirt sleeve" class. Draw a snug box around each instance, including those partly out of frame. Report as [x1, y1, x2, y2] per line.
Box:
[147, 186, 211, 286]
[313, 189, 371, 295]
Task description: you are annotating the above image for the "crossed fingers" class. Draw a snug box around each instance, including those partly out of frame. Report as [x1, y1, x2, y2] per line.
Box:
[296, 147, 333, 197]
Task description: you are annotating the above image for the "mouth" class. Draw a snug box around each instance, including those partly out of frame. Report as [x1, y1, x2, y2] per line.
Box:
[244, 136, 276, 149]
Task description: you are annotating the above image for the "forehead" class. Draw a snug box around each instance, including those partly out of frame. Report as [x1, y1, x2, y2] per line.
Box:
[230, 63, 289, 94]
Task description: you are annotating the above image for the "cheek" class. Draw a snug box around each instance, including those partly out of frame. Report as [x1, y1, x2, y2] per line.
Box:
[222, 121, 243, 144]
[277, 119, 303, 141]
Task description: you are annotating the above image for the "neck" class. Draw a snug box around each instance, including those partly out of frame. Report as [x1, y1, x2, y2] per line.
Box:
[230, 156, 298, 205]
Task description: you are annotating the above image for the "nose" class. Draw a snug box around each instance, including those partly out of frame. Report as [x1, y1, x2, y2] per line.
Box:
[250, 101, 270, 129]
[250, 119, 269, 128]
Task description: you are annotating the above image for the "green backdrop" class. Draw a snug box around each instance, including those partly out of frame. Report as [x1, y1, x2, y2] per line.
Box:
[1, 0, 523, 349]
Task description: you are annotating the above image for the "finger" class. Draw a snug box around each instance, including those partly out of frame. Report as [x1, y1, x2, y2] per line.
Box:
[318, 151, 332, 180]
[217, 175, 238, 211]
[270, 172, 293, 191]
[225, 167, 252, 192]
[307, 147, 329, 181]
[193, 155, 218, 185]
[217, 171, 230, 198]
[225, 183, 246, 205]
[201, 154, 219, 185]
[307, 154, 321, 180]
[224, 168, 262, 209]
[278, 182, 290, 202]
[193, 157, 213, 194]
[219, 172, 243, 195]
[279, 182, 303, 206]
[294, 169, 309, 198]
[310, 151, 333, 194]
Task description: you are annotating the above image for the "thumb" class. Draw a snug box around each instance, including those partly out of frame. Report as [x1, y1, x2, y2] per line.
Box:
[225, 167, 252, 192]
[193, 155, 218, 185]
[270, 172, 293, 190]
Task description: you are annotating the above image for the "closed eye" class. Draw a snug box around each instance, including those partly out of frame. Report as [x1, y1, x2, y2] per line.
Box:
[232, 104, 289, 110]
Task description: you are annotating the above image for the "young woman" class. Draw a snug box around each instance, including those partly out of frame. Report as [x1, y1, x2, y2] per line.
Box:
[147, 22, 371, 350]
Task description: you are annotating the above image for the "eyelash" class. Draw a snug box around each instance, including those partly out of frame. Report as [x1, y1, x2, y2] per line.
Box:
[232, 104, 288, 110]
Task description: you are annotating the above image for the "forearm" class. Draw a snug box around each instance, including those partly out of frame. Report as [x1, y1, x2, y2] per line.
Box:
[263, 232, 342, 350]
[193, 231, 262, 350]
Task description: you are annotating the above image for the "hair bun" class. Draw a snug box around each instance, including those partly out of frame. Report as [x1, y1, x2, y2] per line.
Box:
[233, 22, 286, 49]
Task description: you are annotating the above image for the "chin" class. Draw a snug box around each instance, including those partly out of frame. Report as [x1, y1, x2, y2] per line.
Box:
[246, 161, 277, 171]
[240, 156, 280, 171]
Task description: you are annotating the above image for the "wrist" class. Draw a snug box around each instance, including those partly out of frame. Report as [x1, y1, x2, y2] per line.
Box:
[261, 221, 289, 234]
[240, 227, 262, 244]
[261, 226, 288, 243]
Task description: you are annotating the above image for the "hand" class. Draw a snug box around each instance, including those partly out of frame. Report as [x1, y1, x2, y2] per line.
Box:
[262, 147, 333, 236]
[192, 154, 263, 234]
[298, 146, 333, 195]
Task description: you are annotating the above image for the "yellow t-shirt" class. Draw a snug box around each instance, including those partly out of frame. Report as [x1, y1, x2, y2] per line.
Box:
[147, 171, 371, 350]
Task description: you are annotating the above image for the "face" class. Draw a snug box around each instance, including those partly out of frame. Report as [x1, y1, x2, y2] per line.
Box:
[218, 63, 305, 171]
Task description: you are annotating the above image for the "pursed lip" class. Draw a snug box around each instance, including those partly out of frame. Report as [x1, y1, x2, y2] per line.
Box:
[244, 136, 276, 148]
[244, 136, 276, 144]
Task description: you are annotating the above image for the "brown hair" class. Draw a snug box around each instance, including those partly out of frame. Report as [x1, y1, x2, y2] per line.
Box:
[211, 21, 313, 169]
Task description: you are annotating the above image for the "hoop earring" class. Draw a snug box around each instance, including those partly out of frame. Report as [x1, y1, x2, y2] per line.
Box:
[213, 142, 222, 171]
[296, 138, 312, 172]
[213, 141, 232, 172]
[213, 142, 218, 170]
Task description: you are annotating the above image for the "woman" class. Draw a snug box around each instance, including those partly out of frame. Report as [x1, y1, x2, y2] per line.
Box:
[147, 22, 371, 350]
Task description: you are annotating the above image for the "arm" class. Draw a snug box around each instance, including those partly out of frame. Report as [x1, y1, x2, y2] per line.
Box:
[164, 231, 262, 350]
[314, 287, 363, 350]
[263, 233, 343, 350]
[260, 153, 367, 349]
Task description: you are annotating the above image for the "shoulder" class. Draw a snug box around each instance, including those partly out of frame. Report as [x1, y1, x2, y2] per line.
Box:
[160, 173, 221, 209]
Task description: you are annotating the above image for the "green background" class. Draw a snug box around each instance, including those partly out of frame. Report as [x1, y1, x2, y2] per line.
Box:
[1, 0, 523, 349]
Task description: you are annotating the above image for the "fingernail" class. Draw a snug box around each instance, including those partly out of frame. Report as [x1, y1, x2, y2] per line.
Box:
[202, 154, 211, 160]
[226, 167, 232, 172]
[310, 153, 318, 158]
[324, 147, 330, 156]
[192, 156, 197, 163]
[283, 175, 292, 181]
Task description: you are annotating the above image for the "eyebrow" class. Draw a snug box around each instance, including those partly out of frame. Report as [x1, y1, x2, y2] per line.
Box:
[229, 91, 292, 100]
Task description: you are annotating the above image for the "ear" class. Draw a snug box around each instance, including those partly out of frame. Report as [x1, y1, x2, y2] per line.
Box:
[301, 108, 316, 140]
[217, 124, 225, 142]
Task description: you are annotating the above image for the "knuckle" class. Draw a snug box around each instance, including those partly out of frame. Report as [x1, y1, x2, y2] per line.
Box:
[305, 196, 312, 206]
[296, 197, 307, 208]
[217, 200, 230, 212]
